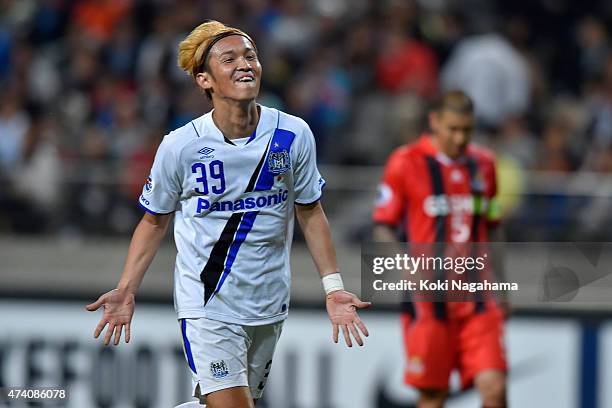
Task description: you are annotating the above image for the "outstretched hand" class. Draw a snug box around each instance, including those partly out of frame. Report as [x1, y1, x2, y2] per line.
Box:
[86, 289, 135, 346]
[326, 290, 371, 347]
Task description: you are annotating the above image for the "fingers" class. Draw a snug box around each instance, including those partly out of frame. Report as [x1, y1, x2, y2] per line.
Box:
[332, 324, 339, 343]
[341, 325, 352, 347]
[114, 324, 123, 346]
[348, 322, 363, 346]
[355, 317, 369, 338]
[93, 320, 108, 339]
[125, 322, 131, 343]
[85, 296, 105, 311]
[103, 323, 115, 346]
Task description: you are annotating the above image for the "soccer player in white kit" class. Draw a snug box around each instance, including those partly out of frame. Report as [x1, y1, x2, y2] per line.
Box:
[86, 20, 370, 408]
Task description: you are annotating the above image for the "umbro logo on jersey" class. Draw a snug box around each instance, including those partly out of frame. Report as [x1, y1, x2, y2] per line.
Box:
[198, 147, 215, 158]
[198, 147, 215, 155]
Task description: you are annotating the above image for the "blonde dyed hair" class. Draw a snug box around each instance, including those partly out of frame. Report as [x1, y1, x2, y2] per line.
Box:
[178, 20, 257, 78]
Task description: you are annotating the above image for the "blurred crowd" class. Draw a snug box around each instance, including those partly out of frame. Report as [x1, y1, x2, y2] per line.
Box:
[0, 0, 611, 238]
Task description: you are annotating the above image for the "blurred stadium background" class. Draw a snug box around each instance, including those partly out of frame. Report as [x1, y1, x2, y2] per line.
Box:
[1, 0, 612, 407]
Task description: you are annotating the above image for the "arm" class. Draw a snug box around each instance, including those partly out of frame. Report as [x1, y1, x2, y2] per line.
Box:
[117, 212, 173, 294]
[295, 201, 370, 347]
[372, 149, 407, 242]
[295, 202, 338, 278]
[86, 212, 172, 345]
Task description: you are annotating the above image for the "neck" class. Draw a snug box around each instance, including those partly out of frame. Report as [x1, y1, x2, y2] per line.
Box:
[211, 99, 259, 140]
[429, 135, 461, 160]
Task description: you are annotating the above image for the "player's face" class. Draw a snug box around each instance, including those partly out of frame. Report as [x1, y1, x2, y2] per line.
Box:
[197, 35, 262, 102]
[429, 109, 474, 159]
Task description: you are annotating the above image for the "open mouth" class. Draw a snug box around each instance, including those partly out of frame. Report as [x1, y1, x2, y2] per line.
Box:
[235, 74, 255, 83]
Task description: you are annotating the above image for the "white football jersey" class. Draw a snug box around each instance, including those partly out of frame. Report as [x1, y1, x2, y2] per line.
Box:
[139, 105, 325, 325]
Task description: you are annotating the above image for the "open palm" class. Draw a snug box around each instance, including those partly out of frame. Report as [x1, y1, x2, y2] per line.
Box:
[86, 289, 135, 346]
[326, 290, 371, 347]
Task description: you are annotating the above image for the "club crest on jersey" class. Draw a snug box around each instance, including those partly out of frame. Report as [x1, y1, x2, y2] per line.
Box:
[144, 175, 154, 193]
[210, 360, 230, 379]
[268, 149, 291, 174]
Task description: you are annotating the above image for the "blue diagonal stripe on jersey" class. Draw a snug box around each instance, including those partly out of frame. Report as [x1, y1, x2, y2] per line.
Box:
[209, 127, 296, 300]
[212, 210, 258, 298]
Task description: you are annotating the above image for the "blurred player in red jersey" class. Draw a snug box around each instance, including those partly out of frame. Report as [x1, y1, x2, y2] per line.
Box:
[373, 90, 507, 408]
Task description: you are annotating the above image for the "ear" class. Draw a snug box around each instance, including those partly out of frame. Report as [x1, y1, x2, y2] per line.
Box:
[195, 72, 213, 93]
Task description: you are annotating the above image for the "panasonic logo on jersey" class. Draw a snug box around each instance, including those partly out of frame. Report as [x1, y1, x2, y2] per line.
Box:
[197, 189, 289, 213]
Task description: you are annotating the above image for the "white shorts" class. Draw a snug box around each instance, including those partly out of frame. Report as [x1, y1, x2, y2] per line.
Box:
[179, 317, 283, 401]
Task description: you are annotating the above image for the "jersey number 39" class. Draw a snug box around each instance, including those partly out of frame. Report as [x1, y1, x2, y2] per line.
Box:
[191, 160, 226, 195]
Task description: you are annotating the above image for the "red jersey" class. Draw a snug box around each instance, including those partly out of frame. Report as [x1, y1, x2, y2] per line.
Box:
[374, 134, 499, 242]
[373, 134, 501, 319]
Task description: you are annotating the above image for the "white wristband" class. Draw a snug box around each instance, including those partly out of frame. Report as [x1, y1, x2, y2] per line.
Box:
[322, 273, 344, 295]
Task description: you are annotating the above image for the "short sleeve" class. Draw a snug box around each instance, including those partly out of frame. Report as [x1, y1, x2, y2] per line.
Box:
[138, 137, 181, 215]
[293, 123, 325, 205]
[372, 149, 407, 226]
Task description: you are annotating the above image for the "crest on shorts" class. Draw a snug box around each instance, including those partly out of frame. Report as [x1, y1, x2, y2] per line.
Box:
[268, 149, 291, 175]
[210, 360, 230, 379]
